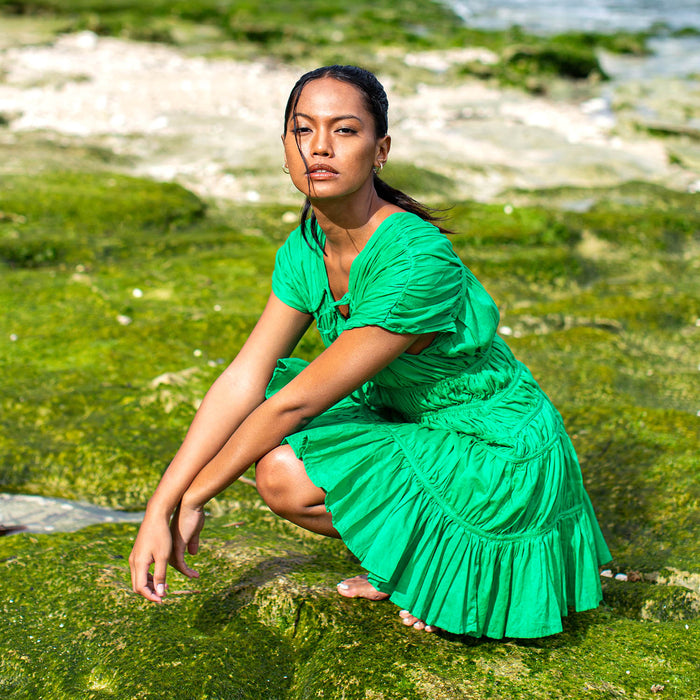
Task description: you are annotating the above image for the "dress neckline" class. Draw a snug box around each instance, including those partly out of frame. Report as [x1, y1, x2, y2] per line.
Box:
[317, 211, 411, 313]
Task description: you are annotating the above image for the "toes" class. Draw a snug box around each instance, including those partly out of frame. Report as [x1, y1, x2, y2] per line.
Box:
[399, 610, 418, 626]
[399, 609, 437, 632]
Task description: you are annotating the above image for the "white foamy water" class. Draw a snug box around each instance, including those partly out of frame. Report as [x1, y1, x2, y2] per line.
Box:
[445, 0, 700, 34]
[444, 0, 700, 80]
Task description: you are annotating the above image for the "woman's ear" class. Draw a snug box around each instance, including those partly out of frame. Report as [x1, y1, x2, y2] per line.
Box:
[375, 135, 391, 169]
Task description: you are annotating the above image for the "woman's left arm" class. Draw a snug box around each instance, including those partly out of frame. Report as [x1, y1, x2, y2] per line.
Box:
[180, 325, 417, 509]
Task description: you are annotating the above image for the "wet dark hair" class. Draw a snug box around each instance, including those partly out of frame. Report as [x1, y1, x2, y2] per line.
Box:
[283, 65, 451, 249]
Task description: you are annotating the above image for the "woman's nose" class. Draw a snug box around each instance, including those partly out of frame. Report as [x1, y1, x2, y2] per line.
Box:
[311, 129, 332, 156]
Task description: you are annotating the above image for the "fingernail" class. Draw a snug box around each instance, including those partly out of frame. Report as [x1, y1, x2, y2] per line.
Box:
[337, 583, 349, 589]
[156, 584, 165, 596]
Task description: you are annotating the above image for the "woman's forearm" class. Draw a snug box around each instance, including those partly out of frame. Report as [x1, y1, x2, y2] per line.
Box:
[142, 295, 313, 520]
[181, 326, 419, 509]
[181, 393, 309, 509]
[145, 366, 269, 518]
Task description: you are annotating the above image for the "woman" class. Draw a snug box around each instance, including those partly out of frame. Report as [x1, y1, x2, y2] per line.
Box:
[130, 65, 611, 638]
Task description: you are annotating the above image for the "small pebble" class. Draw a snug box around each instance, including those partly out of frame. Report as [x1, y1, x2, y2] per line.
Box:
[193, 349, 202, 357]
[9, 333, 18, 342]
[116, 314, 132, 326]
[600, 569, 613, 578]
[282, 211, 297, 224]
[504, 204, 513, 215]
[213, 304, 222, 312]
[615, 573, 628, 581]
[132, 288, 143, 298]
[499, 326, 513, 336]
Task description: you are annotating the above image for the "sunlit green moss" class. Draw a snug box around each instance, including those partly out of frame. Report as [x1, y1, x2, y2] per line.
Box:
[1, 167, 698, 697]
[0, 172, 206, 267]
[0, 523, 698, 699]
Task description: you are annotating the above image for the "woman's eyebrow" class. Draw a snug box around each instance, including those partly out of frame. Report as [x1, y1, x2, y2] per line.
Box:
[292, 112, 363, 123]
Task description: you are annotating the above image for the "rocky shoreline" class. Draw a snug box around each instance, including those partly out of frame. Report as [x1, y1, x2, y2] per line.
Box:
[1, 30, 697, 207]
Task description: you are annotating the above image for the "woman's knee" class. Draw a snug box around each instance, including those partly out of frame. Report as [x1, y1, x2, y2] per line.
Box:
[255, 445, 300, 515]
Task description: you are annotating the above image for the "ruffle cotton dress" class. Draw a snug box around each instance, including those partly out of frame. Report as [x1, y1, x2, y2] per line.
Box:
[269, 211, 611, 639]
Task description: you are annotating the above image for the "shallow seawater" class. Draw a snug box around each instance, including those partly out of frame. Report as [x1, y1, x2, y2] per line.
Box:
[601, 35, 700, 81]
[445, 0, 700, 80]
[445, 0, 700, 35]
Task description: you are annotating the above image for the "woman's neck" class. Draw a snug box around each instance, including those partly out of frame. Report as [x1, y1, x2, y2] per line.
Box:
[311, 188, 393, 256]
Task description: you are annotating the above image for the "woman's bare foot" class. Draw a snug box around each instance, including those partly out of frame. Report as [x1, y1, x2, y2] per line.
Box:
[337, 574, 439, 632]
[399, 609, 439, 632]
[336, 574, 390, 601]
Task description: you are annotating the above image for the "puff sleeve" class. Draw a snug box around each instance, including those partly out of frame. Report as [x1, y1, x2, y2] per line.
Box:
[343, 219, 467, 336]
[271, 226, 312, 313]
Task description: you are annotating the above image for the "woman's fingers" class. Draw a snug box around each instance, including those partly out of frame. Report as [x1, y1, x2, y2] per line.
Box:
[129, 517, 173, 602]
[152, 556, 168, 600]
[187, 530, 200, 556]
[131, 555, 162, 602]
[169, 504, 203, 578]
[170, 527, 200, 579]
[170, 538, 199, 579]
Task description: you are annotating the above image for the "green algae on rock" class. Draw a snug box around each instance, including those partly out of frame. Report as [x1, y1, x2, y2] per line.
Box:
[1, 521, 698, 699]
[1, 169, 699, 697]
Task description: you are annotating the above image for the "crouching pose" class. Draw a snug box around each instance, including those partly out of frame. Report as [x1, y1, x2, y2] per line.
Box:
[130, 65, 611, 637]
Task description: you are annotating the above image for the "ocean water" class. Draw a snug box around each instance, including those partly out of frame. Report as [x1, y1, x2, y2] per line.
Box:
[445, 0, 700, 35]
[444, 0, 700, 79]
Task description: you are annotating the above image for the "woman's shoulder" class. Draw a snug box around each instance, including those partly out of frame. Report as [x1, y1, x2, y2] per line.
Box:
[380, 210, 441, 238]
[276, 222, 324, 268]
[370, 211, 460, 267]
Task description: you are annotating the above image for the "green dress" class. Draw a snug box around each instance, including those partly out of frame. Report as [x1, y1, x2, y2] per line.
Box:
[269, 211, 611, 638]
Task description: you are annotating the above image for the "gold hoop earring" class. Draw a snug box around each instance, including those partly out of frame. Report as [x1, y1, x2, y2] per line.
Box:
[375, 161, 384, 172]
[282, 164, 289, 174]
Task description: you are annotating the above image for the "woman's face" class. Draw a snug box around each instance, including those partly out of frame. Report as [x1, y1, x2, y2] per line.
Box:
[282, 77, 390, 202]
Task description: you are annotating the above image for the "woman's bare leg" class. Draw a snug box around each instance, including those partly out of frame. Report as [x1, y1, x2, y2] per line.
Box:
[256, 445, 438, 632]
[255, 445, 339, 537]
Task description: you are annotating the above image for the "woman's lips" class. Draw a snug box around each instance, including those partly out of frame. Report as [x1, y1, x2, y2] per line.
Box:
[307, 164, 338, 179]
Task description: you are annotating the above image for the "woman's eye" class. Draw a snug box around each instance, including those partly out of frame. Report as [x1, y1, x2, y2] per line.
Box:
[292, 126, 311, 134]
[337, 127, 357, 134]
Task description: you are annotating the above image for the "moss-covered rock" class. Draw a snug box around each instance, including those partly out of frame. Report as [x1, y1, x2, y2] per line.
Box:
[1, 169, 699, 696]
[0, 0, 659, 95]
[602, 579, 700, 623]
[1, 519, 699, 699]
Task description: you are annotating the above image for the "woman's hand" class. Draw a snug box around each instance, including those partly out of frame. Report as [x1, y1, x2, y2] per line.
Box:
[169, 500, 205, 580]
[129, 512, 174, 603]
